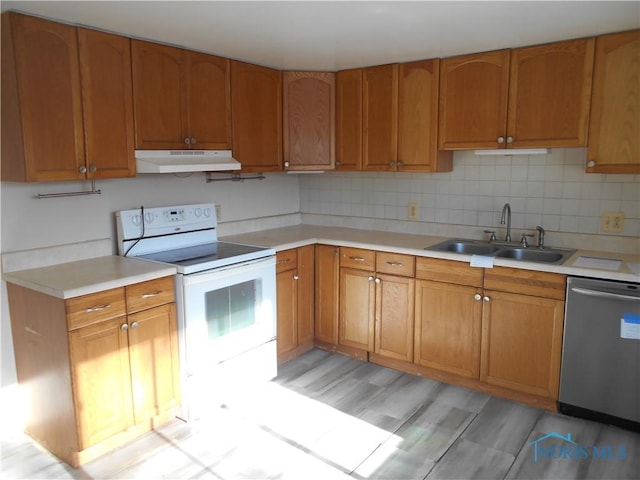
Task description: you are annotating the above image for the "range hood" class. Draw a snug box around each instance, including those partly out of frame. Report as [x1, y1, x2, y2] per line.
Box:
[135, 150, 241, 173]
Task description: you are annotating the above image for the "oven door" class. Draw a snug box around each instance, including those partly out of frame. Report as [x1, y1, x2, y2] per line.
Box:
[181, 256, 276, 367]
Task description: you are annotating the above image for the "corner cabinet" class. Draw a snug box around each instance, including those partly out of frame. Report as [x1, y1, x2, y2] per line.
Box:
[283, 72, 335, 171]
[231, 60, 283, 173]
[131, 40, 231, 150]
[587, 29, 640, 174]
[6, 276, 179, 467]
[1, 12, 135, 181]
[314, 245, 340, 345]
[439, 38, 594, 150]
[335, 69, 363, 170]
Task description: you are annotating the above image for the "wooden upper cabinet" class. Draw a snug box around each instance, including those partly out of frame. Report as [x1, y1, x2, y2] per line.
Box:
[398, 59, 452, 172]
[587, 30, 640, 174]
[363, 64, 398, 171]
[283, 72, 335, 171]
[508, 38, 594, 148]
[231, 60, 283, 172]
[335, 69, 363, 171]
[187, 51, 232, 149]
[439, 38, 594, 150]
[132, 41, 231, 150]
[78, 28, 136, 179]
[439, 49, 511, 150]
[2, 13, 85, 181]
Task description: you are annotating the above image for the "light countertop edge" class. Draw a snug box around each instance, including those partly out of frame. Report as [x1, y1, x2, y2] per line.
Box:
[221, 225, 640, 283]
[2, 256, 177, 299]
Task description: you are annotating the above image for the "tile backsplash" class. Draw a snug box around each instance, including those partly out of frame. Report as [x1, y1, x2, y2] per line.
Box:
[299, 148, 640, 238]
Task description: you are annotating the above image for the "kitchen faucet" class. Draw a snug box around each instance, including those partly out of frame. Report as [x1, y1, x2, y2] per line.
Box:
[500, 203, 512, 242]
[536, 225, 545, 249]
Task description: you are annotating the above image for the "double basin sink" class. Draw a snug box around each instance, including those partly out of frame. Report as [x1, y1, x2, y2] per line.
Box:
[426, 238, 576, 265]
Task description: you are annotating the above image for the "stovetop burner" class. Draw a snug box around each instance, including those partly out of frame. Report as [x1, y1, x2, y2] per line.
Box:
[138, 242, 271, 269]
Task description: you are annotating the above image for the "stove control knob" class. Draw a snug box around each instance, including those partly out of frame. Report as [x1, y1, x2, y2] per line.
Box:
[132, 215, 141, 226]
[194, 208, 202, 217]
[203, 208, 211, 218]
[145, 212, 154, 224]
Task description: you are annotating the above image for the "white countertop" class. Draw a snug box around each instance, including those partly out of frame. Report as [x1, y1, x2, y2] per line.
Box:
[3, 255, 177, 299]
[221, 225, 640, 283]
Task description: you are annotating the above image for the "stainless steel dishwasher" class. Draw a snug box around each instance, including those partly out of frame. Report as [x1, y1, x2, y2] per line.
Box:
[559, 277, 640, 431]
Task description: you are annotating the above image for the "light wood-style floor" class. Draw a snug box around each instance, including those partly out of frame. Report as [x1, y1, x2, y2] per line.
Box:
[2, 349, 639, 479]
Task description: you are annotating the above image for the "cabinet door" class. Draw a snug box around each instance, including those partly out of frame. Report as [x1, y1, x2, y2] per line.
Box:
[587, 30, 640, 173]
[414, 280, 482, 378]
[2, 13, 85, 181]
[438, 50, 510, 150]
[188, 51, 232, 149]
[315, 245, 340, 344]
[335, 69, 362, 171]
[132, 40, 188, 149]
[231, 60, 283, 172]
[480, 290, 564, 399]
[363, 64, 398, 171]
[508, 38, 594, 148]
[375, 273, 414, 362]
[276, 268, 298, 357]
[339, 267, 375, 351]
[68, 317, 134, 449]
[127, 303, 180, 422]
[398, 59, 451, 172]
[283, 72, 335, 170]
[78, 28, 135, 178]
[296, 245, 315, 346]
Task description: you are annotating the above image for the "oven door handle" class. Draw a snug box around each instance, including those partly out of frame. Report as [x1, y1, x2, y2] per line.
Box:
[571, 287, 640, 302]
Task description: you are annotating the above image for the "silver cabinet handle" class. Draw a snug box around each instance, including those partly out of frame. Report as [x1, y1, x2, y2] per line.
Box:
[497, 136, 505, 144]
[474, 294, 482, 301]
[277, 258, 291, 264]
[78, 165, 87, 174]
[571, 287, 640, 302]
[386, 261, 403, 267]
[190, 137, 197, 144]
[389, 161, 396, 167]
[374, 277, 381, 284]
[586, 160, 596, 168]
[89, 164, 97, 173]
[293, 274, 299, 280]
[349, 256, 366, 262]
[483, 296, 490, 303]
[336, 160, 342, 167]
[85, 303, 111, 313]
[130, 322, 139, 329]
[284, 161, 290, 168]
[142, 290, 162, 298]
[121, 323, 128, 331]
[506, 136, 514, 144]
[184, 137, 191, 145]
[368, 276, 375, 281]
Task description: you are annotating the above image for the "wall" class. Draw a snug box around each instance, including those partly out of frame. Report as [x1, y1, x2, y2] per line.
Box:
[0, 171, 300, 431]
[299, 148, 640, 242]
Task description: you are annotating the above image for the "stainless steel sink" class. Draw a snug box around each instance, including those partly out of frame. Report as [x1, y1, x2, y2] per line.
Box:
[425, 238, 575, 265]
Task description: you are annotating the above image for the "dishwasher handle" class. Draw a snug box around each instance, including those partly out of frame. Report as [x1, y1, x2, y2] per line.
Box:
[571, 287, 640, 302]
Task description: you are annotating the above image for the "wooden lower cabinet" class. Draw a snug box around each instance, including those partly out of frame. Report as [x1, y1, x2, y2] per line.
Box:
[339, 267, 375, 351]
[414, 279, 482, 378]
[314, 245, 340, 344]
[7, 276, 179, 467]
[374, 273, 414, 362]
[276, 246, 315, 364]
[480, 289, 565, 399]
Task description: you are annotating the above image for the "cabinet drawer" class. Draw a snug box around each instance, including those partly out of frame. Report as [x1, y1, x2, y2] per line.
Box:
[276, 249, 297, 273]
[376, 252, 415, 277]
[416, 257, 483, 287]
[67, 287, 126, 331]
[484, 267, 566, 300]
[126, 276, 175, 314]
[340, 247, 375, 271]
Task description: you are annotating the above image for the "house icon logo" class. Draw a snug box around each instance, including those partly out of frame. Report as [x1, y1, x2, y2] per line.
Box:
[528, 432, 628, 462]
[528, 432, 578, 462]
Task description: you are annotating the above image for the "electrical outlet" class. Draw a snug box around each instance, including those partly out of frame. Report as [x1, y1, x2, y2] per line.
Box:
[601, 211, 624, 233]
[215, 204, 222, 221]
[408, 202, 419, 221]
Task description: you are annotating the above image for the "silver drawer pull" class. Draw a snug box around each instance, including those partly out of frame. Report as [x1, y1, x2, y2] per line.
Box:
[142, 290, 162, 298]
[386, 261, 403, 267]
[349, 256, 366, 262]
[85, 303, 111, 313]
[277, 258, 291, 264]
